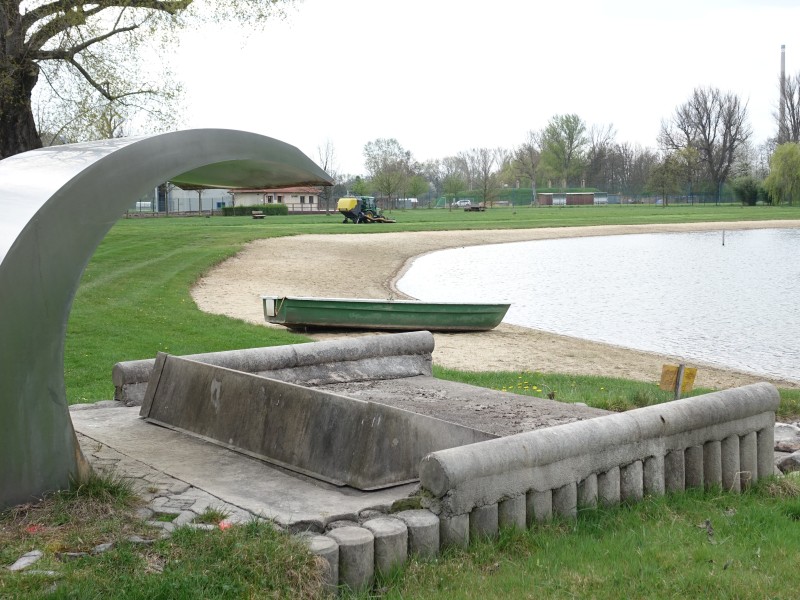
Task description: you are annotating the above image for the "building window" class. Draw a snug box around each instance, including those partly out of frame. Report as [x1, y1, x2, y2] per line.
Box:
[267, 195, 273, 204]
[309, 196, 315, 204]
[300, 196, 305, 204]
[277, 196, 283, 203]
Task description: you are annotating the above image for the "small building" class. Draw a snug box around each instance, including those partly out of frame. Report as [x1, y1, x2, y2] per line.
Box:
[537, 192, 601, 206]
[229, 186, 321, 212]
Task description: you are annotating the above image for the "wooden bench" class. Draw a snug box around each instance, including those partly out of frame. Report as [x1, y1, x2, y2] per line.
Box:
[251, 210, 265, 219]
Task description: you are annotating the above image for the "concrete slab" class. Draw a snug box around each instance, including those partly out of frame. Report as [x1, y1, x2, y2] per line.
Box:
[70, 404, 416, 530]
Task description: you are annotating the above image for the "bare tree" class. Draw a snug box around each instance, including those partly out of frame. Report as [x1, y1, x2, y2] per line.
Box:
[316, 139, 339, 212]
[585, 123, 617, 189]
[776, 72, 800, 144]
[456, 150, 477, 191]
[363, 138, 411, 206]
[0, 0, 294, 158]
[464, 147, 504, 206]
[513, 130, 541, 202]
[659, 87, 752, 201]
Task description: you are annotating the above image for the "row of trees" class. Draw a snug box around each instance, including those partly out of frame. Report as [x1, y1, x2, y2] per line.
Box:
[328, 80, 800, 208]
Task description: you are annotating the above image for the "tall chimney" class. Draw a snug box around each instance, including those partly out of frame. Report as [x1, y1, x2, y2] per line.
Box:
[780, 45, 787, 142]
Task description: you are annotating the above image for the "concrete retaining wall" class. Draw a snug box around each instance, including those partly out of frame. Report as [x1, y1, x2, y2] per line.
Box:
[113, 331, 434, 405]
[301, 383, 780, 594]
[419, 383, 778, 519]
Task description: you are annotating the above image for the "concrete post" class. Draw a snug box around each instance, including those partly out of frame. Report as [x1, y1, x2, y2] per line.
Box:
[684, 446, 704, 489]
[740, 432, 757, 489]
[597, 467, 620, 507]
[703, 440, 722, 489]
[643, 455, 665, 496]
[757, 427, 776, 480]
[620, 461, 644, 503]
[395, 510, 440, 559]
[470, 504, 499, 540]
[439, 514, 469, 549]
[326, 526, 374, 593]
[552, 482, 577, 519]
[527, 489, 552, 525]
[498, 496, 526, 530]
[721, 435, 741, 493]
[301, 535, 339, 592]
[664, 450, 685, 493]
[578, 474, 598, 508]
[362, 518, 408, 576]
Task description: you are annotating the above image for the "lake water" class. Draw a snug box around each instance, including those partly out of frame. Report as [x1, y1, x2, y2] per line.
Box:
[397, 228, 800, 383]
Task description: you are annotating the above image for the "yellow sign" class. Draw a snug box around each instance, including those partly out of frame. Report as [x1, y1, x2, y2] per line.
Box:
[659, 364, 697, 394]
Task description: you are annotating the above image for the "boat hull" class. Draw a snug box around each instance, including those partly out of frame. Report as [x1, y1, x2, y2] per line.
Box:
[262, 296, 509, 332]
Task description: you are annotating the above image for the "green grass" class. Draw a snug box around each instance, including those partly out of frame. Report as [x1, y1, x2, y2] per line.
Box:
[0, 472, 324, 598]
[12, 204, 797, 598]
[65, 204, 800, 403]
[433, 367, 800, 420]
[369, 478, 800, 600]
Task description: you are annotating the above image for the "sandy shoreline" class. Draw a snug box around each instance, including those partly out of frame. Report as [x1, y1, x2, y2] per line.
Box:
[191, 220, 800, 390]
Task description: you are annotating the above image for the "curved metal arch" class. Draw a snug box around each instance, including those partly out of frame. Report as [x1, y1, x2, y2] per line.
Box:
[0, 130, 332, 509]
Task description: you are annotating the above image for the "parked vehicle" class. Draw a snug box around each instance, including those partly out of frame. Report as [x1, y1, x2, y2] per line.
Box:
[452, 199, 472, 208]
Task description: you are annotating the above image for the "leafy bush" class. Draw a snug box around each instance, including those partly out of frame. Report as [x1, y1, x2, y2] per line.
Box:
[221, 204, 288, 216]
[731, 176, 762, 206]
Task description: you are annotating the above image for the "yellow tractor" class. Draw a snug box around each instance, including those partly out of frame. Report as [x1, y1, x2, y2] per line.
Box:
[337, 196, 396, 224]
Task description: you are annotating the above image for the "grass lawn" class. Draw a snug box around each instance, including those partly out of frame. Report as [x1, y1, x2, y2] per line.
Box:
[6, 203, 796, 598]
[66, 204, 800, 412]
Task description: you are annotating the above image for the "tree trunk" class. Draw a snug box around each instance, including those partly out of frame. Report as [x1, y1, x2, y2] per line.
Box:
[1, 57, 42, 159]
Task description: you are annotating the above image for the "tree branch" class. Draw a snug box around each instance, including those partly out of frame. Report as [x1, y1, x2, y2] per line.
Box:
[23, 0, 192, 52]
[34, 23, 139, 60]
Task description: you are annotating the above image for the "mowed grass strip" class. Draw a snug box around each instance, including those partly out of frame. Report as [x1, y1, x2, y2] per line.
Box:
[371, 479, 800, 600]
[433, 367, 800, 421]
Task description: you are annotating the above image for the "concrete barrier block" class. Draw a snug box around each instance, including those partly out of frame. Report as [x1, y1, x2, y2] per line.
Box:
[598, 467, 620, 507]
[552, 482, 577, 519]
[703, 440, 722, 489]
[362, 517, 408, 575]
[301, 535, 339, 592]
[757, 426, 776, 481]
[684, 446, 704, 489]
[439, 514, 469, 549]
[665, 449, 685, 493]
[643, 455, 665, 496]
[740, 432, 757, 489]
[527, 489, 552, 525]
[578, 474, 598, 508]
[395, 509, 439, 559]
[721, 435, 741, 493]
[470, 503, 499, 540]
[620, 461, 644, 503]
[326, 526, 374, 593]
[498, 496, 526, 530]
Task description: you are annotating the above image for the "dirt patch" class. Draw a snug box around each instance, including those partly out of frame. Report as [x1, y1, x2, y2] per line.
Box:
[318, 376, 609, 436]
[191, 221, 800, 390]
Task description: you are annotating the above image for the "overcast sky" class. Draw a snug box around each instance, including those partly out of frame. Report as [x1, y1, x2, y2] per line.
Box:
[174, 0, 800, 175]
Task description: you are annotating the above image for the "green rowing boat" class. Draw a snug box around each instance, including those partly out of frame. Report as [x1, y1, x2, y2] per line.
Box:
[262, 296, 510, 332]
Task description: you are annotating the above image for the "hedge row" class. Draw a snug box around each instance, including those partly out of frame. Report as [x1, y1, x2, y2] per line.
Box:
[221, 204, 289, 216]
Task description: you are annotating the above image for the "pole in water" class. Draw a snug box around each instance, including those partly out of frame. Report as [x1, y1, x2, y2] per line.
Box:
[722, 229, 725, 246]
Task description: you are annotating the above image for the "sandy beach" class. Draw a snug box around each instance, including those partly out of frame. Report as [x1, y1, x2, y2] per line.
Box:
[191, 220, 800, 390]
